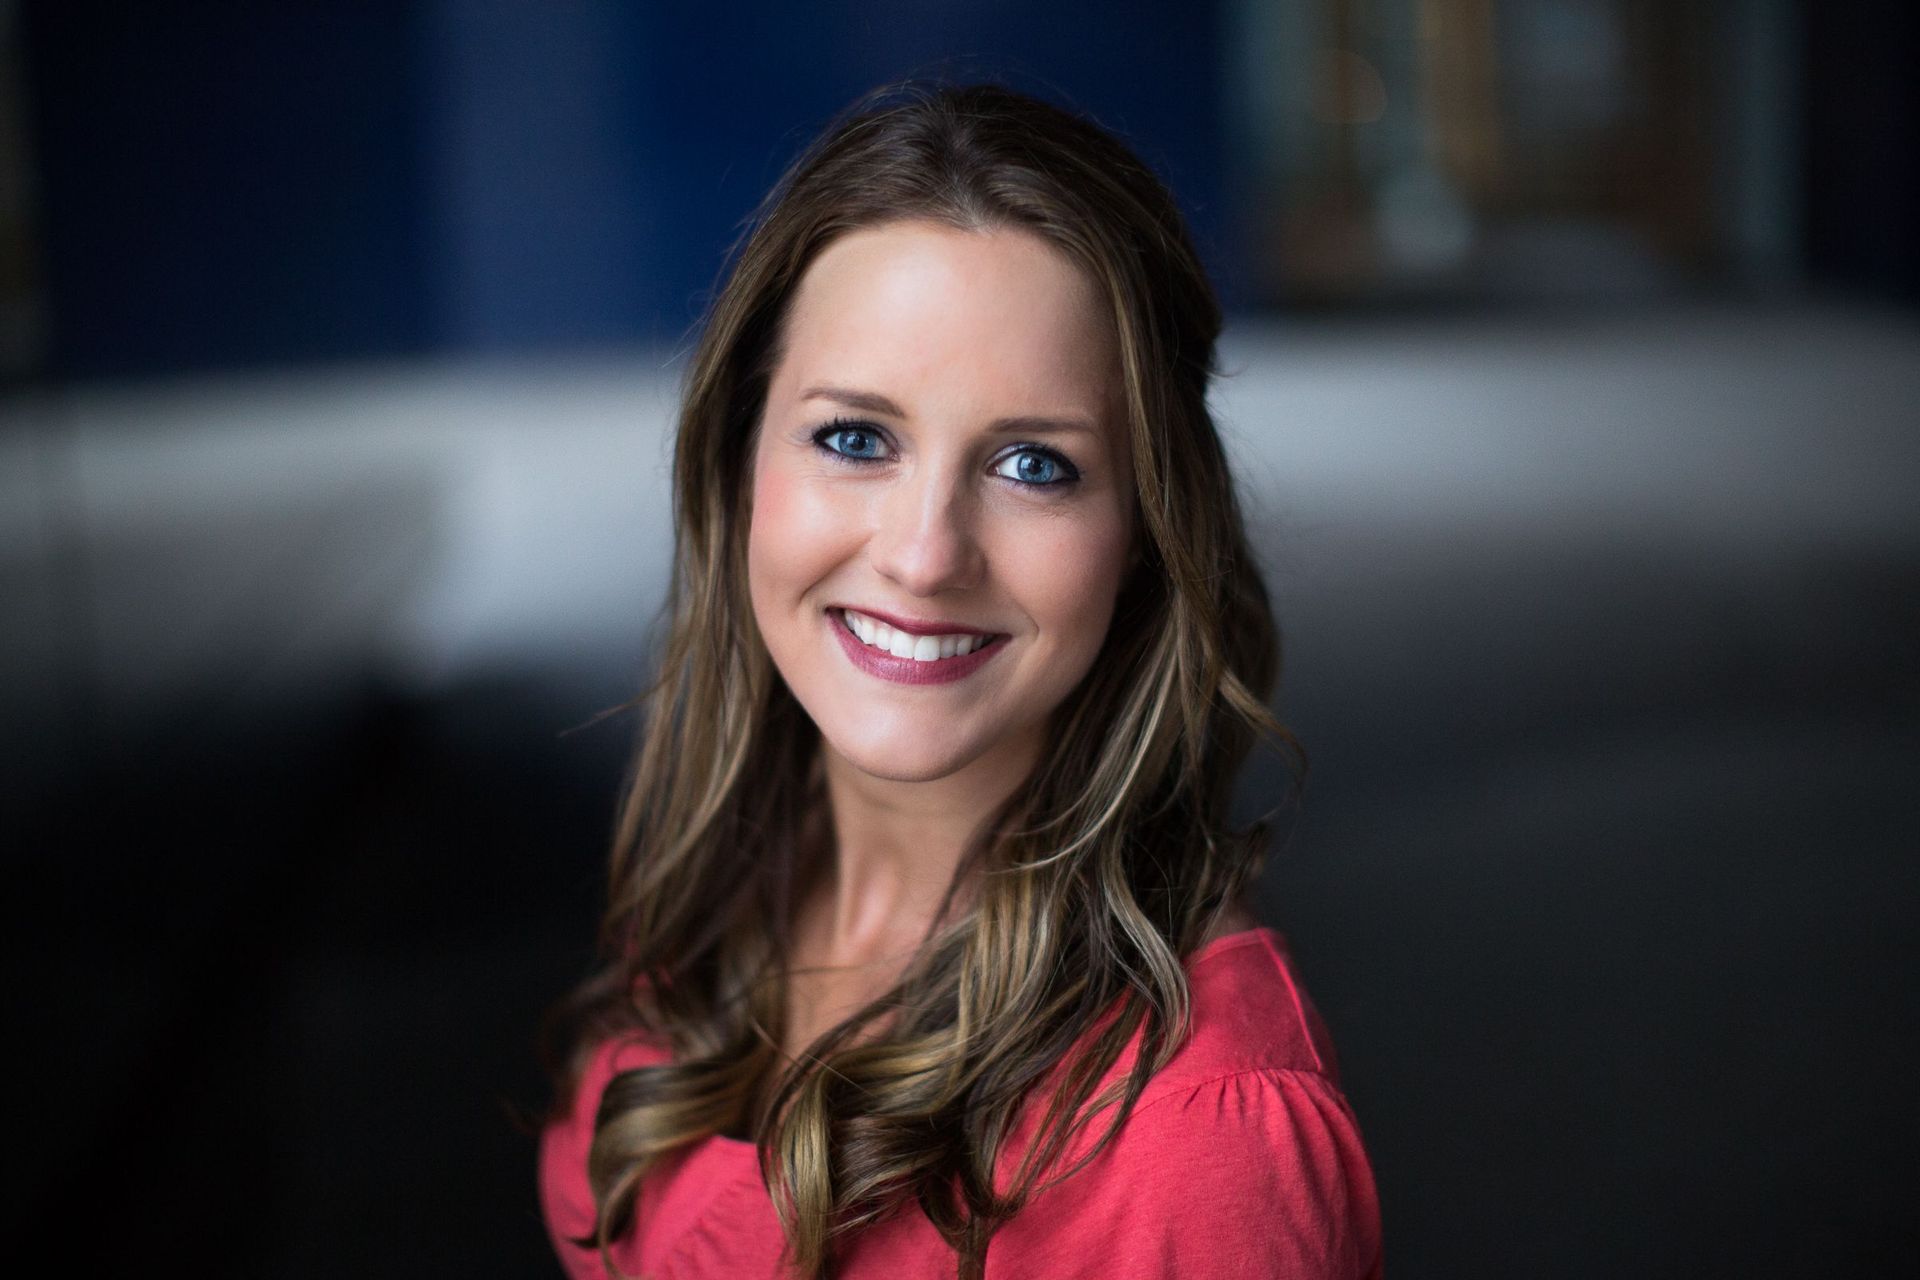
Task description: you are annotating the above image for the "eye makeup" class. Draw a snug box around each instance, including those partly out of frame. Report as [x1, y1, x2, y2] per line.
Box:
[807, 416, 1084, 490]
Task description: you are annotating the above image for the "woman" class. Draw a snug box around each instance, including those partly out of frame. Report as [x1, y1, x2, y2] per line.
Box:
[540, 81, 1382, 1279]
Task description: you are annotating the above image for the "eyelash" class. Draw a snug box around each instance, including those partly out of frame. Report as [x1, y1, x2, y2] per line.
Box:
[809, 417, 1083, 489]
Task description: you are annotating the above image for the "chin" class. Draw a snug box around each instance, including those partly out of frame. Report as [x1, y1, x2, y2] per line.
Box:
[824, 722, 983, 783]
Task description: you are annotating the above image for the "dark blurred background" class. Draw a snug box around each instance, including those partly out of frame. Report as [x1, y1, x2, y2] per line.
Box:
[3, 1, 1914, 1275]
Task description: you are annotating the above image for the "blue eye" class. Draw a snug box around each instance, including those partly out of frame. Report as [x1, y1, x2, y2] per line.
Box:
[810, 421, 1078, 489]
[813, 419, 888, 463]
[993, 447, 1079, 488]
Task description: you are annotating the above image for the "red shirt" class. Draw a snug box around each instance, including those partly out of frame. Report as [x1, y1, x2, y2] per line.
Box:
[540, 927, 1384, 1278]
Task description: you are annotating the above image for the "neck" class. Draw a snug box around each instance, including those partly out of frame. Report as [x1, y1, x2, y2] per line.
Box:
[805, 723, 1042, 963]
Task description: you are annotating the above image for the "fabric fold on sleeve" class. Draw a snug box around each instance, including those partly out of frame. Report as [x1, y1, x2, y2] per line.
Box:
[538, 1037, 629, 1280]
[990, 1067, 1384, 1279]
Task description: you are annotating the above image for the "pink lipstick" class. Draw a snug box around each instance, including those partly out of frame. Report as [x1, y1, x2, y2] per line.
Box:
[829, 608, 1007, 686]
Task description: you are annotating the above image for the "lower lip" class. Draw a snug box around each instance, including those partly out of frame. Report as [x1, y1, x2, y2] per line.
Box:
[830, 610, 1008, 686]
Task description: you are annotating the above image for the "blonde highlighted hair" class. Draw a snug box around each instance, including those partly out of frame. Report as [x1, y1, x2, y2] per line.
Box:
[548, 80, 1296, 1279]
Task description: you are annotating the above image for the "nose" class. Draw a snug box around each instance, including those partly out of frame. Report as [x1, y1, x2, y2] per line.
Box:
[868, 465, 985, 597]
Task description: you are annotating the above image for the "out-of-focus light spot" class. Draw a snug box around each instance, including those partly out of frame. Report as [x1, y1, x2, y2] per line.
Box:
[1378, 166, 1476, 270]
[1311, 49, 1389, 125]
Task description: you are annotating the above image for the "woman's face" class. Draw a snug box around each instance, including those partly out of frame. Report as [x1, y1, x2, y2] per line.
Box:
[747, 219, 1134, 784]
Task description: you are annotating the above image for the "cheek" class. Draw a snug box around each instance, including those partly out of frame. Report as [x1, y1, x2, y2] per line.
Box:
[1009, 506, 1133, 654]
[746, 464, 799, 618]
[746, 459, 860, 620]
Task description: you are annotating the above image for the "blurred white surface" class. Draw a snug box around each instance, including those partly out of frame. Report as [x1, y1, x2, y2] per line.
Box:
[3, 303, 1915, 752]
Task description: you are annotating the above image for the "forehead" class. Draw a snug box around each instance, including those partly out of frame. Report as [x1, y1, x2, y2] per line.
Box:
[770, 220, 1120, 421]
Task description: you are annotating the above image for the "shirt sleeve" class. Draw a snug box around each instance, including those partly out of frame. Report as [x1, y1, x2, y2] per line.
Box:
[990, 1068, 1384, 1279]
[537, 1036, 635, 1280]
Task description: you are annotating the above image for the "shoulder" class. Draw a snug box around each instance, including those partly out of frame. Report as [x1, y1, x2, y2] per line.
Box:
[1144, 926, 1344, 1097]
[992, 1068, 1382, 1277]
[986, 930, 1382, 1277]
[1123, 929, 1369, 1204]
[1007, 926, 1348, 1141]
[537, 1030, 671, 1258]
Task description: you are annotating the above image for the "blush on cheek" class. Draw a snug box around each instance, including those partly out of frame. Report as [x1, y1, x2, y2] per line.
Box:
[751, 463, 846, 560]
[747, 452, 867, 635]
[746, 465, 795, 612]
[747, 445, 787, 527]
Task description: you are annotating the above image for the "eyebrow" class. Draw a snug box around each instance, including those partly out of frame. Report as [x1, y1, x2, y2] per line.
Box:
[800, 384, 1101, 438]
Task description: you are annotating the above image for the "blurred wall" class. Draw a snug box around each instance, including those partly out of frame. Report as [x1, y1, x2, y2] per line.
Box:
[22, 5, 434, 374]
[5, 4, 1917, 1278]
[20, 0, 1231, 377]
[1802, 0, 1920, 300]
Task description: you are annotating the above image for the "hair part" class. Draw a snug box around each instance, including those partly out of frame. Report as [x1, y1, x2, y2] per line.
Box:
[547, 79, 1297, 1280]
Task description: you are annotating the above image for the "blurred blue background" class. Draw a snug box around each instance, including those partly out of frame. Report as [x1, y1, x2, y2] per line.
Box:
[3, 2, 1915, 1275]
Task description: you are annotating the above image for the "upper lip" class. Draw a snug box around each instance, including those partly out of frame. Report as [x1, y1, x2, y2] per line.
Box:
[831, 605, 1001, 638]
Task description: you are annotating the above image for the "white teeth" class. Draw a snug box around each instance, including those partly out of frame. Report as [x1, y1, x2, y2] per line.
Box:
[839, 610, 993, 663]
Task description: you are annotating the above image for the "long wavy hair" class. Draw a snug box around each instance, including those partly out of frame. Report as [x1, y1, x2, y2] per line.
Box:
[549, 80, 1295, 1280]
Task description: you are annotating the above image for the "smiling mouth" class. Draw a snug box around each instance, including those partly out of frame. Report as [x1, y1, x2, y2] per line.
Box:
[834, 608, 1006, 663]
